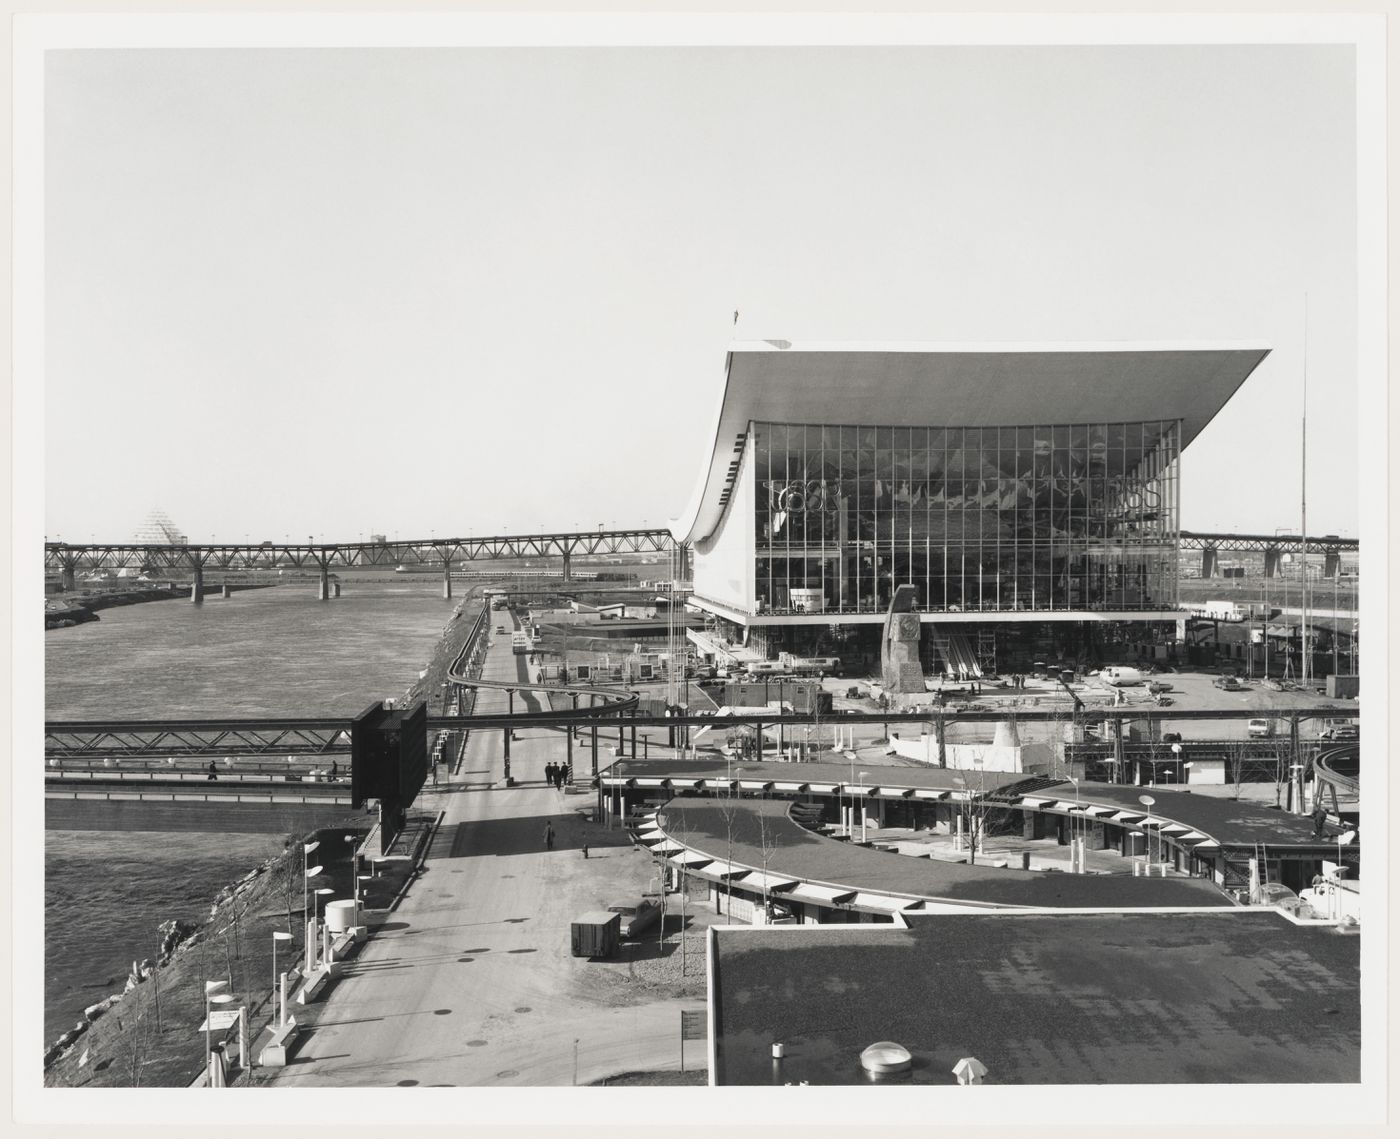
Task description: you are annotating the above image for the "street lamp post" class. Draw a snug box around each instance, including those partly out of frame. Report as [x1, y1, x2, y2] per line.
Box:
[1067, 776, 1081, 872]
[859, 771, 871, 844]
[313, 887, 335, 970]
[302, 841, 320, 921]
[204, 982, 235, 1086]
[271, 931, 292, 1028]
[1138, 793, 1156, 874]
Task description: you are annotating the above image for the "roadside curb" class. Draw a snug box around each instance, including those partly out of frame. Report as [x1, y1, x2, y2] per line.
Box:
[383, 809, 445, 915]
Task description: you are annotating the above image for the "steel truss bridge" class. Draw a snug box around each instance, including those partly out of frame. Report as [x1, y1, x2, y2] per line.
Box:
[1179, 530, 1358, 580]
[43, 527, 679, 590]
[45, 528, 1353, 585]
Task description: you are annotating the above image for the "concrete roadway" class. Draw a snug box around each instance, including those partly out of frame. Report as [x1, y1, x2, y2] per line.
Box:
[267, 621, 700, 1088]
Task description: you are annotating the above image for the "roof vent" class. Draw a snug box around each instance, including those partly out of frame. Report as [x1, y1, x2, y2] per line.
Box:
[859, 1041, 912, 1075]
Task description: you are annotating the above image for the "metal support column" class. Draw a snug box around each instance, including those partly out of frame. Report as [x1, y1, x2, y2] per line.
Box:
[502, 689, 514, 785]
[591, 721, 599, 775]
[1112, 717, 1125, 784]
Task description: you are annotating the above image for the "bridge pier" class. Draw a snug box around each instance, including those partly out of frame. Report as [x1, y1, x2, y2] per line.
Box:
[332, 581, 341, 598]
[442, 567, 452, 599]
[222, 584, 232, 599]
[1264, 548, 1281, 578]
[190, 565, 205, 604]
[318, 568, 330, 601]
[61, 564, 76, 592]
[1324, 552, 1341, 579]
[561, 551, 572, 582]
[1200, 547, 1217, 579]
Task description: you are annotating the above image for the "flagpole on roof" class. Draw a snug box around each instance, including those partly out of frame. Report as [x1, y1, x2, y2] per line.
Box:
[1300, 295, 1309, 688]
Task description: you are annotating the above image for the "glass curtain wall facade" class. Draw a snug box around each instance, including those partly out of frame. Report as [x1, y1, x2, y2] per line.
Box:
[753, 420, 1180, 616]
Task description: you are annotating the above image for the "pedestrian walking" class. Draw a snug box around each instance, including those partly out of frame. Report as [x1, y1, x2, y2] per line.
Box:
[330, 759, 338, 780]
[545, 762, 556, 787]
[544, 821, 555, 851]
[207, 761, 218, 781]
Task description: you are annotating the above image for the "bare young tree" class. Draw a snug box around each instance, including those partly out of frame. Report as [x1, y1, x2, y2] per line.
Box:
[116, 1002, 150, 1089]
[1228, 738, 1249, 800]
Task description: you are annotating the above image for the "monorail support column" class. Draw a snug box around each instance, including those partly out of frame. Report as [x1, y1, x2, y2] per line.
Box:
[190, 564, 205, 604]
[502, 689, 514, 786]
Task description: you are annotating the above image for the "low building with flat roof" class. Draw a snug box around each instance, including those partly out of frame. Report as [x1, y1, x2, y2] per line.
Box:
[708, 908, 1359, 1085]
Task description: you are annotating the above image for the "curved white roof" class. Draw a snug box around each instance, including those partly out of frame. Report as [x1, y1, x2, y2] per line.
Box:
[670, 340, 1270, 546]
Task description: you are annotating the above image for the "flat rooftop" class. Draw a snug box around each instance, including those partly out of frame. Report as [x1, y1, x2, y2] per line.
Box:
[656, 798, 1231, 910]
[608, 758, 1350, 853]
[711, 909, 1360, 1085]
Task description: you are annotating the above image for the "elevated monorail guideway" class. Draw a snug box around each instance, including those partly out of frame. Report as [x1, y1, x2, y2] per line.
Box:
[44, 706, 1359, 758]
[1312, 744, 1360, 816]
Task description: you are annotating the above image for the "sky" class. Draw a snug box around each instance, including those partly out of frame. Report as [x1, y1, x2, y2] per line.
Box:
[41, 41, 1361, 544]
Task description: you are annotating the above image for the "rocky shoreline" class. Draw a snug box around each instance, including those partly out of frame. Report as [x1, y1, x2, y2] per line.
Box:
[45, 583, 280, 630]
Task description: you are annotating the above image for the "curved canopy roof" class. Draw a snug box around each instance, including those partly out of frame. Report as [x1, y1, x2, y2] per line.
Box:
[670, 340, 1270, 545]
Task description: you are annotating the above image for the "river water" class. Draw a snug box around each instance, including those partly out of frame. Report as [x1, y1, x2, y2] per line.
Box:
[44, 580, 463, 1043]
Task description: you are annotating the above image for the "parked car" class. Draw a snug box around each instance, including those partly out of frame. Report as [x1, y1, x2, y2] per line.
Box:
[1213, 676, 1245, 691]
[1247, 718, 1275, 739]
[1145, 680, 1174, 695]
[1321, 719, 1359, 741]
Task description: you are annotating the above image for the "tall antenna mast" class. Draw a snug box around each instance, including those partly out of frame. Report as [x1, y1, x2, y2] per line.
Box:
[1300, 295, 1309, 687]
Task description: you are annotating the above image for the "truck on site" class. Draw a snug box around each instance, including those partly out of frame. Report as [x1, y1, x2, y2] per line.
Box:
[777, 652, 842, 677]
[1099, 666, 1145, 687]
[511, 631, 530, 655]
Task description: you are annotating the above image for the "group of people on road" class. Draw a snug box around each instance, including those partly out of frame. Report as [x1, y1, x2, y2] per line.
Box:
[544, 761, 572, 790]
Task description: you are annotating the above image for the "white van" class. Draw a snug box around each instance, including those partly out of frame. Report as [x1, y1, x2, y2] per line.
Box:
[1101, 667, 1145, 687]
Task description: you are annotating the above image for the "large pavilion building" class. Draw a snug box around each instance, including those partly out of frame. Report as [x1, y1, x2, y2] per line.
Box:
[671, 341, 1270, 677]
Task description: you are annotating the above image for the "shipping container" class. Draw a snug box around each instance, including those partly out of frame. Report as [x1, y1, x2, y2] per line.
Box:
[570, 911, 621, 959]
